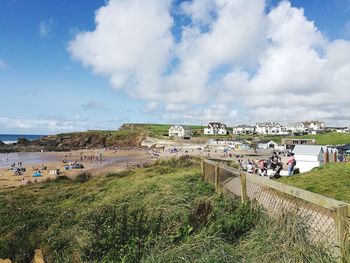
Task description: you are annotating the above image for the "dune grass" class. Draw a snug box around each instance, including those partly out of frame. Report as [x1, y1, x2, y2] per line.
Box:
[0, 157, 336, 262]
[279, 162, 350, 203]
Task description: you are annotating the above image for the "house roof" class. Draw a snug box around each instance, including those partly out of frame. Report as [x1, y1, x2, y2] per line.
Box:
[337, 143, 350, 150]
[287, 122, 304, 128]
[255, 121, 281, 127]
[208, 122, 227, 128]
[170, 125, 191, 130]
[293, 145, 324, 156]
[302, 120, 324, 126]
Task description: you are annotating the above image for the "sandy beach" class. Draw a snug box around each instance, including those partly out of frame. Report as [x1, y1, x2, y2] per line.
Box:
[0, 144, 279, 188]
[0, 149, 152, 188]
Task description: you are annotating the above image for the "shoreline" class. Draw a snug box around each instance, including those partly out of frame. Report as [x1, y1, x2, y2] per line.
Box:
[0, 149, 152, 188]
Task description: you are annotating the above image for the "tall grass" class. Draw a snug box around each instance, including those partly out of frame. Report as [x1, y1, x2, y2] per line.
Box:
[0, 157, 336, 262]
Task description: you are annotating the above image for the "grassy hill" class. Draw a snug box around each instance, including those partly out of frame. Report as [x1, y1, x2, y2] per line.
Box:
[0, 157, 334, 262]
[293, 132, 350, 145]
[279, 162, 350, 203]
[119, 123, 234, 139]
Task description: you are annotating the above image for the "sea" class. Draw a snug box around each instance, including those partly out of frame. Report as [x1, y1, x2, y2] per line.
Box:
[0, 134, 44, 144]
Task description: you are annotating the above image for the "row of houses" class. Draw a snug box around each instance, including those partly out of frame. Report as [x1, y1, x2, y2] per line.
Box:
[168, 120, 334, 138]
[233, 121, 326, 135]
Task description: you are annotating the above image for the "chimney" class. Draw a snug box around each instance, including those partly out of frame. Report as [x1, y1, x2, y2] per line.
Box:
[323, 150, 329, 164]
[333, 151, 337, 163]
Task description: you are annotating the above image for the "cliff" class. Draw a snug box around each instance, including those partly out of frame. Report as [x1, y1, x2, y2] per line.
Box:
[0, 131, 146, 152]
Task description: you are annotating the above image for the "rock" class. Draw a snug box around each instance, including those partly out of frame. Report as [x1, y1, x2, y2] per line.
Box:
[0, 259, 12, 263]
[31, 249, 44, 263]
[16, 138, 30, 145]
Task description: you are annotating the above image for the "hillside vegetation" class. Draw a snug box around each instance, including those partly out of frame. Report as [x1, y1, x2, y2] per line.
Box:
[279, 162, 350, 203]
[0, 130, 146, 152]
[0, 157, 334, 262]
[294, 132, 350, 145]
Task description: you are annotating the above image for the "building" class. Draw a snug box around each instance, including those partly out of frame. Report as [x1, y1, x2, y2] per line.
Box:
[292, 145, 325, 173]
[282, 138, 316, 150]
[168, 125, 191, 139]
[204, 122, 228, 135]
[286, 122, 306, 133]
[232, 124, 255, 135]
[302, 121, 325, 132]
[255, 121, 288, 135]
[325, 127, 348, 133]
[257, 140, 278, 150]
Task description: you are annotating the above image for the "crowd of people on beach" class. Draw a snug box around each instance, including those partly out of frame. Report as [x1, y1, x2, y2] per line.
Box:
[238, 152, 296, 179]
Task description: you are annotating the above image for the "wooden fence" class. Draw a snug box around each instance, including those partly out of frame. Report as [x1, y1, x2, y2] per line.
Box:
[201, 159, 350, 262]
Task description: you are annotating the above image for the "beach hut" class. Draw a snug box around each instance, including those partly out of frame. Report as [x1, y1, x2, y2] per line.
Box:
[292, 145, 324, 173]
[257, 140, 278, 150]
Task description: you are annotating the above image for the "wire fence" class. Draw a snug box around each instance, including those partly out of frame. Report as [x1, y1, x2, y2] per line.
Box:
[202, 159, 350, 262]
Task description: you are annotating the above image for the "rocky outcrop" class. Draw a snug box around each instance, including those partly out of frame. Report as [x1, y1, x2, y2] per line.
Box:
[0, 131, 146, 153]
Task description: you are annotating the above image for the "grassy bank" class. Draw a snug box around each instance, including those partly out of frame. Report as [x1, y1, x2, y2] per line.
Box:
[290, 132, 350, 145]
[0, 157, 334, 262]
[279, 162, 350, 203]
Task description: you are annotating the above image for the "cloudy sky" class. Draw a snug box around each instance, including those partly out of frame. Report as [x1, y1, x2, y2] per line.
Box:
[1, 0, 350, 134]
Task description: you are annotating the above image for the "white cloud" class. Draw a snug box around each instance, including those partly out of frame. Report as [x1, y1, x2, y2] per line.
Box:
[142, 101, 159, 112]
[68, 0, 350, 125]
[39, 18, 55, 38]
[68, 0, 174, 101]
[81, 99, 110, 110]
[0, 115, 119, 134]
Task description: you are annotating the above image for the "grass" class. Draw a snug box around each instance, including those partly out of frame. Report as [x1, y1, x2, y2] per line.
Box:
[119, 123, 234, 139]
[232, 132, 350, 146]
[292, 132, 350, 145]
[0, 157, 336, 262]
[279, 162, 350, 203]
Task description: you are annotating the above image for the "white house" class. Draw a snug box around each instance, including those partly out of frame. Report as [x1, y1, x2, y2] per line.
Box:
[257, 140, 278, 150]
[302, 121, 325, 132]
[292, 145, 324, 173]
[286, 122, 306, 133]
[255, 121, 288, 135]
[168, 125, 191, 138]
[204, 122, 228, 135]
[232, 125, 255, 135]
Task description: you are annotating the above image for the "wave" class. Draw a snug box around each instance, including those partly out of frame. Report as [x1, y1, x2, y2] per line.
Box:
[3, 141, 17, 145]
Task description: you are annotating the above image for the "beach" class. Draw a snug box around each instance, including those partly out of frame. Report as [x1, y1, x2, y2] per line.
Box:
[0, 149, 151, 188]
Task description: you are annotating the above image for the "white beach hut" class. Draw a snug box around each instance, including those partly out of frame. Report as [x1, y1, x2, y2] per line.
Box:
[292, 145, 324, 173]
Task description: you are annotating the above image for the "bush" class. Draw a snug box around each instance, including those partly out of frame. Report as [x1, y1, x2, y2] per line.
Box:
[75, 172, 92, 183]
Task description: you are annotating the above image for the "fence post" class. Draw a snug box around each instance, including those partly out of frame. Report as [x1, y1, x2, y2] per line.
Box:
[333, 205, 349, 261]
[214, 165, 219, 191]
[240, 172, 247, 203]
[201, 159, 204, 180]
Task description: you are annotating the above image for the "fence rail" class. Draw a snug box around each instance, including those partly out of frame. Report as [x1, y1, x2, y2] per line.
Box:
[201, 159, 350, 262]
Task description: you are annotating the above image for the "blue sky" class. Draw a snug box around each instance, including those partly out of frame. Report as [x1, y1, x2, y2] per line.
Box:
[0, 0, 350, 134]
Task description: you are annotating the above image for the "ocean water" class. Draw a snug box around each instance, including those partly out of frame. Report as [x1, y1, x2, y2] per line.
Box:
[0, 134, 44, 144]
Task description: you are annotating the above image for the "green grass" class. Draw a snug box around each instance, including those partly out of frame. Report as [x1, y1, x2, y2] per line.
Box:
[233, 132, 350, 145]
[0, 157, 335, 262]
[279, 162, 350, 203]
[291, 132, 350, 145]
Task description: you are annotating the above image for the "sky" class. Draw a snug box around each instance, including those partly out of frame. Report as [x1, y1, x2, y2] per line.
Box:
[0, 0, 350, 134]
